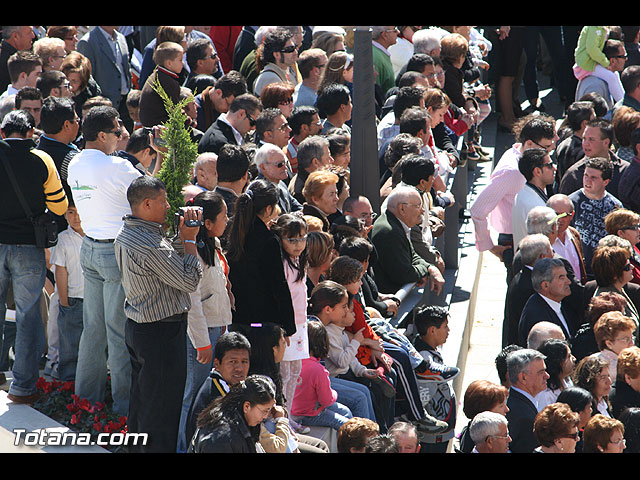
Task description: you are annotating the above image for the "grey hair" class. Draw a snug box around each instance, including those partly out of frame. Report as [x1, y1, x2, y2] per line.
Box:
[2, 26, 24, 41]
[518, 234, 551, 267]
[526, 206, 558, 236]
[412, 28, 446, 54]
[387, 421, 418, 438]
[194, 152, 217, 170]
[254, 142, 285, 168]
[506, 348, 547, 387]
[255, 26, 278, 45]
[531, 257, 565, 293]
[598, 234, 633, 255]
[469, 411, 508, 444]
[386, 185, 419, 213]
[371, 26, 390, 40]
[297, 135, 329, 171]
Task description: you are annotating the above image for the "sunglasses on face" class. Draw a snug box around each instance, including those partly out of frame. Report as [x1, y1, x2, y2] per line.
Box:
[245, 110, 257, 127]
[104, 128, 122, 138]
[280, 45, 298, 54]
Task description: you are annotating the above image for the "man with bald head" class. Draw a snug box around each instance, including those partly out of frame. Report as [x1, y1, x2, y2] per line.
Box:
[193, 152, 218, 192]
[371, 186, 444, 295]
[546, 193, 587, 284]
[527, 321, 566, 350]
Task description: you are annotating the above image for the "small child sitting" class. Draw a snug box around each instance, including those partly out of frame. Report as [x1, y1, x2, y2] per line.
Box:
[573, 26, 625, 103]
[50, 203, 84, 381]
[412, 305, 458, 453]
[291, 319, 353, 430]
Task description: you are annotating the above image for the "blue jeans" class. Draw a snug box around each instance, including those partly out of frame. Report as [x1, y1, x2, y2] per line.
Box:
[0, 244, 46, 396]
[57, 297, 83, 382]
[75, 237, 131, 415]
[293, 401, 353, 430]
[177, 326, 223, 453]
[330, 376, 376, 421]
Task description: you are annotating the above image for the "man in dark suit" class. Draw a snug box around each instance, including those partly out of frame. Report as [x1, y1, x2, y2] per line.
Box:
[503, 234, 553, 348]
[518, 257, 578, 346]
[506, 348, 550, 453]
[370, 186, 443, 295]
[76, 26, 133, 131]
[198, 93, 262, 154]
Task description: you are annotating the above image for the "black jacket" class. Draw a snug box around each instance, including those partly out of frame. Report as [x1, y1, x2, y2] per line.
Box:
[198, 117, 240, 155]
[518, 292, 580, 347]
[228, 216, 296, 336]
[610, 380, 640, 419]
[188, 407, 259, 453]
[504, 267, 534, 348]
[506, 387, 539, 453]
[185, 369, 228, 449]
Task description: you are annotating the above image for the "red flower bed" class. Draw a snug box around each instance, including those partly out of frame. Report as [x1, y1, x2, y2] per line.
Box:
[31, 377, 128, 452]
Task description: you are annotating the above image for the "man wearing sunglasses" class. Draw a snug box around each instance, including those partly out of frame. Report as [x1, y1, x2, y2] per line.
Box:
[512, 148, 557, 250]
[253, 28, 298, 97]
[198, 93, 262, 155]
[255, 143, 302, 214]
[66, 105, 143, 416]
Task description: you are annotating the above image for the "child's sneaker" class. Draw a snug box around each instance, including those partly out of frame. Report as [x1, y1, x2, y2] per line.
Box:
[415, 362, 460, 383]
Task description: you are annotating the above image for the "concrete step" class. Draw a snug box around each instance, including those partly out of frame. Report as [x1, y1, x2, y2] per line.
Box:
[0, 390, 109, 453]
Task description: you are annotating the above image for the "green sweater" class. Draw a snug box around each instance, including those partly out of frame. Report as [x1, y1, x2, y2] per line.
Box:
[372, 43, 395, 96]
[370, 209, 430, 294]
[575, 26, 610, 72]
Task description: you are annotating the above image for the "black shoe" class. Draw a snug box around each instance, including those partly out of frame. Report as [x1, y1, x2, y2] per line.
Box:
[416, 413, 449, 434]
[371, 374, 396, 398]
[416, 364, 460, 383]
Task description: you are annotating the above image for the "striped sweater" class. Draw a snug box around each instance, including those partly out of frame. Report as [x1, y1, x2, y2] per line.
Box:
[114, 215, 203, 323]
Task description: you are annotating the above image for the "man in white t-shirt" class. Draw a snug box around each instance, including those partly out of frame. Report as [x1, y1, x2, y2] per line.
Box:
[67, 105, 142, 415]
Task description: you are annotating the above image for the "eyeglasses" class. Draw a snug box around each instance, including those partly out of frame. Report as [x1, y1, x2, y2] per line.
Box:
[486, 433, 510, 442]
[279, 98, 293, 106]
[272, 122, 290, 132]
[385, 27, 400, 34]
[399, 202, 423, 209]
[245, 110, 257, 127]
[104, 128, 122, 138]
[612, 54, 628, 59]
[609, 437, 626, 445]
[209, 53, 219, 60]
[533, 140, 555, 152]
[541, 161, 555, 169]
[623, 262, 633, 272]
[622, 224, 640, 231]
[284, 235, 307, 244]
[267, 161, 286, 168]
[280, 44, 299, 54]
[559, 432, 580, 441]
[614, 334, 635, 344]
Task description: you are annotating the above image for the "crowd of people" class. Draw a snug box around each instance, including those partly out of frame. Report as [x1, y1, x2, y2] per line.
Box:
[3, 24, 640, 455]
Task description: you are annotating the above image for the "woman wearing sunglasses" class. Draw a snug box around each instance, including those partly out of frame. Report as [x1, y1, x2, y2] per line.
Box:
[591, 243, 640, 326]
[605, 208, 640, 285]
[533, 402, 581, 453]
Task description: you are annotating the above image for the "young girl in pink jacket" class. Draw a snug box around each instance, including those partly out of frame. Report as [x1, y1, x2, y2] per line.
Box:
[291, 319, 354, 430]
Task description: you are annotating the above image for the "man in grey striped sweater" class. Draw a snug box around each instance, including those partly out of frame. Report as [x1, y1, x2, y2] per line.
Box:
[114, 176, 203, 453]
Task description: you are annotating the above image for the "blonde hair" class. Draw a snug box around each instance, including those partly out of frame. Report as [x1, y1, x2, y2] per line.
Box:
[302, 169, 339, 204]
[153, 41, 184, 67]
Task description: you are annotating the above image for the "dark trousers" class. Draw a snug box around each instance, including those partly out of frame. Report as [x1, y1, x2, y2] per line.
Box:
[498, 233, 515, 285]
[125, 316, 187, 453]
[523, 26, 569, 102]
[57, 297, 83, 381]
[339, 366, 396, 433]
